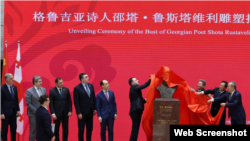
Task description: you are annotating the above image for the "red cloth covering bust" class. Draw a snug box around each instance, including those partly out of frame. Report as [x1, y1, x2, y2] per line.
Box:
[142, 66, 224, 141]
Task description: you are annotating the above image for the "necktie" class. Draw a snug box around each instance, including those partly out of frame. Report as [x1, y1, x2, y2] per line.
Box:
[105, 91, 109, 101]
[85, 85, 90, 97]
[229, 93, 232, 101]
[59, 88, 64, 111]
[38, 88, 42, 97]
[10, 86, 14, 99]
[59, 89, 63, 98]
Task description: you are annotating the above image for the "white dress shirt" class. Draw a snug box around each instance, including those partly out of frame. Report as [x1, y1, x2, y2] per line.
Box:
[103, 90, 109, 99]
[34, 86, 42, 97]
[57, 87, 63, 94]
[42, 105, 48, 110]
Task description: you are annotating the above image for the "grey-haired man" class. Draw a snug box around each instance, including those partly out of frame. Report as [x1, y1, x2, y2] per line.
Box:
[25, 76, 46, 141]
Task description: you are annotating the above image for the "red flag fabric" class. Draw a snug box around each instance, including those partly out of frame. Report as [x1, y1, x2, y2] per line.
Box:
[1, 42, 9, 85]
[142, 66, 225, 141]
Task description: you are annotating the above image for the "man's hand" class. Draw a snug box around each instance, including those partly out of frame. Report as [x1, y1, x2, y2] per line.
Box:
[17, 111, 20, 117]
[220, 103, 226, 107]
[93, 110, 97, 115]
[207, 99, 212, 104]
[52, 115, 57, 120]
[68, 112, 72, 117]
[189, 87, 195, 91]
[52, 136, 55, 141]
[208, 94, 213, 99]
[114, 114, 117, 120]
[78, 114, 82, 120]
[99, 117, 102, 123]
[1, 114, 5, 119]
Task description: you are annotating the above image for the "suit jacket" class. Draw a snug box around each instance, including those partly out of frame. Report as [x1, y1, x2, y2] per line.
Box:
[203, 88, 227, 119]
[129, 79, 151, 114]
[36, 106, 54, 141]
[49, 87, 72, 117]
[197, 88, 205, 92]
[214, 89, 246, 119]
[1, 84, 20, 116]
[25, 86, 46, 117]
[96, 90, 117, 119]
[73, 83, 96, 115]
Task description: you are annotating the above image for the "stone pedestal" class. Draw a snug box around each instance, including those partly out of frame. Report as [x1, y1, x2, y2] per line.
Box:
[153, 98, 180, 141]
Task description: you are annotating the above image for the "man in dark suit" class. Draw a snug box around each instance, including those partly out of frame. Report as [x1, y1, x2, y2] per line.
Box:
[96, 80, 117, 141]
[1, 73, 20, 141]
[208, 81, 246, 125]
[49, 78, 72, 141]
[196, 81, 228, 125]
[128, 77, 151, 141]
[36, 94, 55, 141]
[74, 73, 97, 141]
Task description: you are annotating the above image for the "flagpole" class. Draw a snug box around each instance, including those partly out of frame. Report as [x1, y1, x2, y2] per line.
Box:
[17, 40, 20, 141]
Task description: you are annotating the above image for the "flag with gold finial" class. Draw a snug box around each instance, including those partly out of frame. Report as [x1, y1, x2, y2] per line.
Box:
[14, 41, 24, 135]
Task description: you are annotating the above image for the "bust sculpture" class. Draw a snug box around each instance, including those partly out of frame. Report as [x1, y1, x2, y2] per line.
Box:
[156, 80, 177, 98]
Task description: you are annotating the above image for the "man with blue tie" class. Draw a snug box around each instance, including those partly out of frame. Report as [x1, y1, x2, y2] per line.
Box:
[208, 81, 246, 125]
[74, 73, 97, 141]
[1, 73, 20, 141]
[96, 80, 117, 141]
[49, 78, 72, 141]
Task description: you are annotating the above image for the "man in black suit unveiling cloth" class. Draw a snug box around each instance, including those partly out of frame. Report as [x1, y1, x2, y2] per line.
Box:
[128, 77, 151, 141]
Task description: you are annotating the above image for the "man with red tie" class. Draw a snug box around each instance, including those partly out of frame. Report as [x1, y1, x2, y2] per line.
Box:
[96, 80, 117, 141]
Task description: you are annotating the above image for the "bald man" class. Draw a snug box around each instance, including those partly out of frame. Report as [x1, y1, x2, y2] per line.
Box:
[96, 80, 117, 141]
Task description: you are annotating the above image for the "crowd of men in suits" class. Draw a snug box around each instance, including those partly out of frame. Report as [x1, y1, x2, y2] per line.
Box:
[1, 73, 247, 141]
[191, 79, 246, 125]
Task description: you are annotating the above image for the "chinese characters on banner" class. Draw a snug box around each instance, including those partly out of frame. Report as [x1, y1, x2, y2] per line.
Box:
[33, 11, 250, 24]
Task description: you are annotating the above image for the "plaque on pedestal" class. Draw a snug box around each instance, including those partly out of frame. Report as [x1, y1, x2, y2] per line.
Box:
[153, 98, 180, 141]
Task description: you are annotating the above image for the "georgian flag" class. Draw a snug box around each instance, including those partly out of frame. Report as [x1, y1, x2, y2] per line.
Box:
[14, 42, 24, 134]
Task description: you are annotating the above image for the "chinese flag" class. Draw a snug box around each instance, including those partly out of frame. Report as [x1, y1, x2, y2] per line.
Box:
[1, 42, 9, 131]
[1, 41, 9, 85]
[14, 42, 24, 135]
[142, 66, 225, 141]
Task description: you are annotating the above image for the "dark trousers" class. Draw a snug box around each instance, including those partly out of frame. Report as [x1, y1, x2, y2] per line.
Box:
[100, 113, 114, 141]
[54, 111, 69, 141]
[78, 110, 93, 141]
[1, 109, 17, 141]
[231, 117, 246, 125]
[129, 109, 143, 141]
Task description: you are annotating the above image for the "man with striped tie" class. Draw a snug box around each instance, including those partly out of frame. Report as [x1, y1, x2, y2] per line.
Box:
[96, 80, 117, 141]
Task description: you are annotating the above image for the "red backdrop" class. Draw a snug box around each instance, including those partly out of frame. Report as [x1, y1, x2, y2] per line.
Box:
[4, 1, 250, 141]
